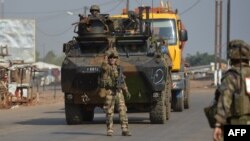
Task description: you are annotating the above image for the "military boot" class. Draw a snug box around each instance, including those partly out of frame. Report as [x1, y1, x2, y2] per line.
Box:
[107, 129, 113, 136]
[122, 130, 132, 136]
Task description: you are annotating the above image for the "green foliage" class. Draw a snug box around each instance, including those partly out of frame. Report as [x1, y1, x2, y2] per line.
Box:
[44, 51, 56, 63]
[39, 50, 65, 66]
[185, 52, 215, 66]
[51, 54, 65, 66]
[35, 51, 40, 62]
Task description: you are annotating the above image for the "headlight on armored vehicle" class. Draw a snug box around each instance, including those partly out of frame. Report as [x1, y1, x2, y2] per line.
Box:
[171, 73, 182, 81]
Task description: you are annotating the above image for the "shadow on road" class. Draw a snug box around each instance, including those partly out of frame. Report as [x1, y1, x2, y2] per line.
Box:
[15, 114, 151, 126]
[52, 131, 106, 136]
[43, 108, 65, 114]
[93, 115, 151, 124]
[16, 118, 66, 125]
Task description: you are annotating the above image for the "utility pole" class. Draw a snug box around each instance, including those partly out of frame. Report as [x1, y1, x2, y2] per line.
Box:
[219, 0, 223, 71]
[226, 0, 231, 59]
[214, 0, 218, 76]
[214, 0, 218, 86]
[214, 0, 223, 86]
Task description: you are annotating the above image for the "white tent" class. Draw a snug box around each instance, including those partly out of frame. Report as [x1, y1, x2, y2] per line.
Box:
[32, 62, 61, 85]
[33, 62, 61, 70]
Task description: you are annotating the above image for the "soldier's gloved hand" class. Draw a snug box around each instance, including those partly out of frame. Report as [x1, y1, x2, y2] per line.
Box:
[125, 91, 131, 100]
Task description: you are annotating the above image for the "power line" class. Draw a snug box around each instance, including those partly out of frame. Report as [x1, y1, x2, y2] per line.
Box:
[99, 0, 122, 6]
[36, 25, 73, 37]
[5, 0, 125, 21]
[135, 0, 141, 5]
[5, 0, 116, 15]
[6, 7, 83, 15]
[103, 0, 125, 13]
[35, 13, 68, 22]
[180, 0, 202, 15]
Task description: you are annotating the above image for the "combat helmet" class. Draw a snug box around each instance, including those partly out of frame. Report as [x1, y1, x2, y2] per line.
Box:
[228, 39, 250, 60]
[90, 5, 100, 13]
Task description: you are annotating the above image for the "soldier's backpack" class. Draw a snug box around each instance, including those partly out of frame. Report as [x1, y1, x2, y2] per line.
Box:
[204, 89, 220, 128]
[203, 69, 241, 128]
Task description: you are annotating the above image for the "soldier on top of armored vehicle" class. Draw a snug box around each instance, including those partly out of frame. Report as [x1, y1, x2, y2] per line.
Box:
[121, 11, 139, 32]
[76, 4, 114, 36]
[89, 4, 100, 17]
[158, 38, 172, 68]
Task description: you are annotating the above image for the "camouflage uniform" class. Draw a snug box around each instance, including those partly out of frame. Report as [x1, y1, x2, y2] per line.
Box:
[100, 49, 131, 136]
[160, 39, 172, 68]
[153, 38, 172, 68]
[213, 40, 250, 141]
[215, 66, 250, 123]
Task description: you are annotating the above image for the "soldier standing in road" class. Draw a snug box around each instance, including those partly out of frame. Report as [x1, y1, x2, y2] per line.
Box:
[99, 48, 132, 136]
[213, 40, 250, 141]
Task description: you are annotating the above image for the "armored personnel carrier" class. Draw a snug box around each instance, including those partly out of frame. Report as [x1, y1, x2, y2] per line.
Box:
[61, 6, 171, 124]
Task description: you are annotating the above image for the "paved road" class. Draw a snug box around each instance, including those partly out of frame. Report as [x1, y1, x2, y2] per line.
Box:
[0, 88, 215, 141]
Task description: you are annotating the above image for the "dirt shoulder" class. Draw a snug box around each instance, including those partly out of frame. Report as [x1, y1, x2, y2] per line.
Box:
[35, 89, 64, 105]
[1, 88, 64, 110]
[190, 79, 214, 89]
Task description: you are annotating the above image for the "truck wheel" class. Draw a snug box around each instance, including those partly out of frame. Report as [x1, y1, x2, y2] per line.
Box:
[184, 78, 190, 109]
[173, 90, 184, 112]
[150, 92, 166, 124]
[82, 108, 94, 121]
[65, 102, 83, 125]
[184, 89, 190, 109]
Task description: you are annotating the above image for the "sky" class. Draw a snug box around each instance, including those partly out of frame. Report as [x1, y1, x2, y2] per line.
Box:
[2, 0, 250, 59]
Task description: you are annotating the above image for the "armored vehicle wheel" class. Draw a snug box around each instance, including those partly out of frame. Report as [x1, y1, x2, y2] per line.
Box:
[166, 68, 172, 120]
[82, 107, 94, 121]
[65, 103, 83, 125]
[166, 82, 171, 120]
[165, 90, 171, 120]
[150, 91, 167, 124]
[173, 90, 184, 112]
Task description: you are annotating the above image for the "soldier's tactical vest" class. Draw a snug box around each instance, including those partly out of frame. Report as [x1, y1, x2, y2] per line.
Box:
[228, 67, 250, 124]
[100, 64, 119, 88]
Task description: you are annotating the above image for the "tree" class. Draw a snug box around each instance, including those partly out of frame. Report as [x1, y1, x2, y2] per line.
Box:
[185, 52, 215, 66]
[39, 50, 65, 66]
[51, 54, 65, 66]
[35, 51, 40, 62]
[43, 51, 56, 63]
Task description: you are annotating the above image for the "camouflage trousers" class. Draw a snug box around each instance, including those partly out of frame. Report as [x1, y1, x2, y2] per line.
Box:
[103, 89, 129, 133]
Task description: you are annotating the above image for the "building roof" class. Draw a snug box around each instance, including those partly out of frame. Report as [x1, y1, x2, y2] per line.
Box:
[33, 62, 61, 70]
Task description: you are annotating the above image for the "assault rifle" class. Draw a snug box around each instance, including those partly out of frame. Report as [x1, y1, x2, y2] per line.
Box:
[116, 66, 126, 90]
